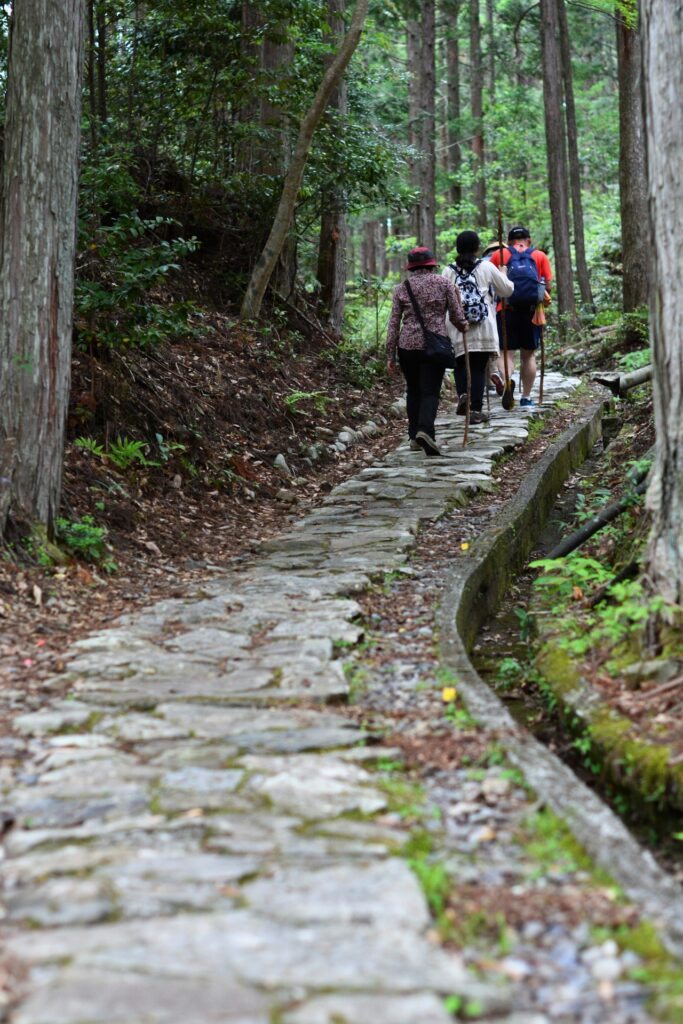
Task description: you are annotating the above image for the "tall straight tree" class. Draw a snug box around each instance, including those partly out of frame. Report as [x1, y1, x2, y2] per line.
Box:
[444, 0, 462, 208]
[641, 0, 683, 603]
[416, 0, 436, 249]
[539, 0, 577, 338]
[557, 0, 594, 311]
[240, 0, 369, 320]
[470, 0, 487, 226]
[0, 0, 86, 535]
[616, 4, 649, 312]
[317, 0, 349, 329]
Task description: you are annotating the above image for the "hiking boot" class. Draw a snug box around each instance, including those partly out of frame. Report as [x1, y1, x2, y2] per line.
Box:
[409, 438, 421, 450]
[416, 431, 444, 457]
[469, 410, 490, 424]
[501, 377, 516, 411]
[490, 371, 505, 396]
[520, 396, 535, 408]
[456, 393, 468, 416]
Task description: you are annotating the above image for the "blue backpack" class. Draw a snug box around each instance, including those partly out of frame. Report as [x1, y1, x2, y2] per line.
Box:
[506, 246, 542, 309]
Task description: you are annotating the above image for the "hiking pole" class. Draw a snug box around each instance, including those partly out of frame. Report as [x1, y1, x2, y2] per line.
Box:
[497, 206, 514, 411]
[462, 327, 471, 447]
[539, 325, 545, 404]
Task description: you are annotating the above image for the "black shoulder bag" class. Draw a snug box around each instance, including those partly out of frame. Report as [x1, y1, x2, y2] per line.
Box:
[404, 279, 456, 370]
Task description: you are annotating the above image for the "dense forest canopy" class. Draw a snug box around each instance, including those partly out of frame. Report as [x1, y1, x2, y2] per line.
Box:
[0, 0, 628, 322]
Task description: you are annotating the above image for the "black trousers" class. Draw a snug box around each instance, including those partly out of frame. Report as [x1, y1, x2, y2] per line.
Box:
[398, 348, 445, 440]
[454, 351, 490, 413]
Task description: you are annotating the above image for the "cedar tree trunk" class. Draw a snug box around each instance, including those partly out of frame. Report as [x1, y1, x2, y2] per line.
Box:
[0, 0, 86, 534]
[641, 0, 683, 601]
[539, 0, 578, 338]
[617, 8, 649, 312]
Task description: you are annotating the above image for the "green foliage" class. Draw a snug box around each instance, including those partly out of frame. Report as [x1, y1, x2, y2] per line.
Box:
[108, 437, 160, 470]
[55, 515, 117, 572]
[76, 212, 199, 351]
[74, 436, 105, 458]
[531, 553, 667, 661]
[496, 656, 522, 690]
[283, 390, 330, 414]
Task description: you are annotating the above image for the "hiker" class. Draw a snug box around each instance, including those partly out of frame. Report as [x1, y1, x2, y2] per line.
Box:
[443, 231, 514, 424]
[386, 246, 468, 456]
[489, 225, 552, 408]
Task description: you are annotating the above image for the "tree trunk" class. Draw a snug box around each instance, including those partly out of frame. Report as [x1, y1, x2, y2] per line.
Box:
[445, 0, 462, 208]
[617, 8, 649, 312]
[240, 0, 369, 321]
[406, 15, 421, 237]
[416, 0, 436, 250]
[235, 3, 262, 174]
[539, 0, 577, 337]
[317, 0, 349, 330]
[486, 0, 495, 103]
[470, 0, 487, 226]
[558, 0, 594, 311]
[641, 0, 683, 603]
[363, 219, 377, 279]
[87, 0, 97, 148]
[377, 218, 388, 279]
[0, 0, 86, 535]
[96, 1, 106, 123]
[260, 18, 296, 298]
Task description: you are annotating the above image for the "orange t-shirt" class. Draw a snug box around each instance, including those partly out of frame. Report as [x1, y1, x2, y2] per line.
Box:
[490, 245, 552, 311]
[490, 245, 553, 285]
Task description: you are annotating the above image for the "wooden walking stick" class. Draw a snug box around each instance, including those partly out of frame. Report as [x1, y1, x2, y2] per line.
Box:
[497, 207, 514, 411]
[539, 325, 545, 404]
[462, 326, 471, 447]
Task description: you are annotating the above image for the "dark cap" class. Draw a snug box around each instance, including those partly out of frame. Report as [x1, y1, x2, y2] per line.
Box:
[508, 225, 531, 241]
[455, 230, 481, 255]
[406, 247, 437, 270]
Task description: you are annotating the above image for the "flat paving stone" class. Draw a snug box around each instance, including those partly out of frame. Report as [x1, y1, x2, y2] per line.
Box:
[282, 993, 453, 1024]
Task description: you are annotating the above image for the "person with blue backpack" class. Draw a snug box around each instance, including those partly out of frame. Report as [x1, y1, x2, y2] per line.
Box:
[443, 230, 513, 423]
[489, 225, 553, 408]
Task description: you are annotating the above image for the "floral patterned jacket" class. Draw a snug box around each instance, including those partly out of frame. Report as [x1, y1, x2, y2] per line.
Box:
[386, 270, 467, 363]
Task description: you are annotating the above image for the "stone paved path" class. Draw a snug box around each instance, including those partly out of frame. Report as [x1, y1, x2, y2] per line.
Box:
[1, 373, 656, 1024]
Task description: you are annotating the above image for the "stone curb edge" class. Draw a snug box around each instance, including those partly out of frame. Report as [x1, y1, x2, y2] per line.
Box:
[437, 400, 683, 959]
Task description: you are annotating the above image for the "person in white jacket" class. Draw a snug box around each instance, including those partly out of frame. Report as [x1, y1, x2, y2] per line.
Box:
[443, 231, 514, 423]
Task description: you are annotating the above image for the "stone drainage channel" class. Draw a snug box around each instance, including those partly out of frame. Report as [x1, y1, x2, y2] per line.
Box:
[0, 373, 678, 1024]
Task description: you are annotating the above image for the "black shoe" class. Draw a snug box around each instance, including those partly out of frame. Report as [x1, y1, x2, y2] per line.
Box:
[416, 431, 444, 457]
[469, 410, 490, 424]
[456, 394, 468, 416]
[502, 377, 516, 411]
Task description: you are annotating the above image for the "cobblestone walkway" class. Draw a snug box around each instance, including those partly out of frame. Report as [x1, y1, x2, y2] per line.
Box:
[1, 373, 643, 1024]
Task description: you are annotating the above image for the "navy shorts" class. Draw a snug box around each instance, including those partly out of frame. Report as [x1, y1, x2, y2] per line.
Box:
[496, 308, 541, 351]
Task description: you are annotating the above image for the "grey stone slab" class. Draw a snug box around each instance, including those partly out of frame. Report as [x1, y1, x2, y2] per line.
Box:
[13, 703, 98, 736]
[242, 859, 428, 928]
[11, 969, 271, 1024]
[242, 753, 386, 818]
[94, 713, 191, 743]
[75, 667, 277, 706]
[145, 740, 241, 768]
[6, 911, 500, 1002]
[163, 628, 252, 657]
[7, 876, 115, 926]
[282, 993, 452, 1024]
[157, 767, 244, 811]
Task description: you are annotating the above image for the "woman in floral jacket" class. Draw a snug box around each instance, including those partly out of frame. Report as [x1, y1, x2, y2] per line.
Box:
[386, 247, 467, 456]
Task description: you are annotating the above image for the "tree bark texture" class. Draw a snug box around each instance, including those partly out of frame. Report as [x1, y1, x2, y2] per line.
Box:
[240, 0, 369, 321]
[558, 0, 594, 311]
[539, 0, 577, 338]
[469, 0, 487, 227]
[0, 0, 86, 534]
[317, 0, 348, 329]
[416, 0, 436, 251]
[406, 15, 421, 237]
[641, 0, 683, 602]
[445, 0, 462, 208]
[617, 9, 649, 312]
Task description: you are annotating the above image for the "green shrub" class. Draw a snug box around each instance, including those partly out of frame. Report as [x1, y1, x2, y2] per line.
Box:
[56, 515, 116, 571]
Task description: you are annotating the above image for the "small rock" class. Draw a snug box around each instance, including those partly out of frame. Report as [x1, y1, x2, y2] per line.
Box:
[590, 957, 623, 982]
[171, 474, 182, 489]
[363, 421, 380, 437]
[274, 453, 292, 476]
[277, 489, 297, 503]
[482, 776, 512, 800]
